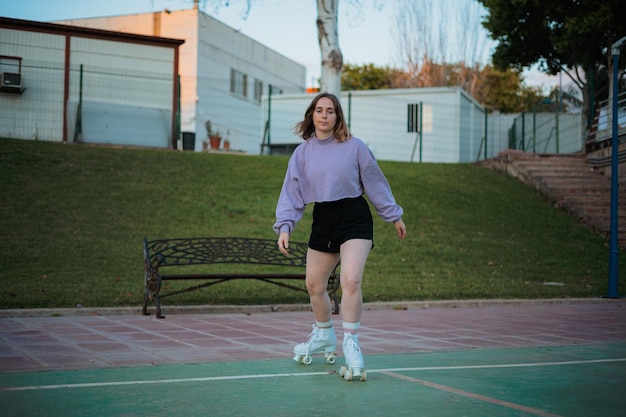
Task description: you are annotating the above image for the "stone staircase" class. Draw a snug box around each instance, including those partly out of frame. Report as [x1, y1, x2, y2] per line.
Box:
[480, 150, 626, 249]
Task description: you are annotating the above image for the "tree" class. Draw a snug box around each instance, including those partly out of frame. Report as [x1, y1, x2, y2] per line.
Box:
[317, 0, 342, 95]
[198, 0, 381, 97]
[341, 63, 393, 90]
[314, 0, 386, 95]
[478, 0, 626, 128]
[340, 62, 546, 113]
[392, 0, 495, 82]
[476, 66, 544, 113]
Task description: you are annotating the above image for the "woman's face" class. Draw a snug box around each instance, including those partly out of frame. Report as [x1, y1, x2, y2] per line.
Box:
[312, 97, 337, 139]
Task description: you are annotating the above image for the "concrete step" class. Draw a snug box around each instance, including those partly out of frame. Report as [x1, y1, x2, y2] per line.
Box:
[534, 179, 604, 188]
[520, 164, 599, 173]
[480, 150, 626, 249]
[529, 171, 605, 178]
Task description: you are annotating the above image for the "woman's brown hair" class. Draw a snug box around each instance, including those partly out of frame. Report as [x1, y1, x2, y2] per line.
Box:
[293, 93, 351, 142]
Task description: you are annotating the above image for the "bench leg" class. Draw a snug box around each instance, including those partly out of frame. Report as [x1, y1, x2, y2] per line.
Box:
[141, 295, 150, 316]
[154, 294, 165, 319]
[331, 292, 340, 315]
[143, 267, 164, 318]
[328, 275, 340, 315]
[142, 291, 165, 318]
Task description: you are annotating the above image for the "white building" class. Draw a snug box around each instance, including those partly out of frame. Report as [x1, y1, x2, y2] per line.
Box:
[264, 87, 487, 163]
[7, 8, 566, 164]
[0, 17, 184, 146]
[57, 6, 306, 153]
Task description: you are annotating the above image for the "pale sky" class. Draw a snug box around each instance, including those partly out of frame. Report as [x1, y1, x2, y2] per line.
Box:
[2, 0, 558, 90]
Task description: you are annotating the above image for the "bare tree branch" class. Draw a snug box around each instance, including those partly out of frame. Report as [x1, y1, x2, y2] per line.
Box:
[393, 0, 494, 70]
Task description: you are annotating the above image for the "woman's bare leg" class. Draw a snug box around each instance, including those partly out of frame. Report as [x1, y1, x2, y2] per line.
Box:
[305, 248, 340, 324]
[338, 239, 372, 328]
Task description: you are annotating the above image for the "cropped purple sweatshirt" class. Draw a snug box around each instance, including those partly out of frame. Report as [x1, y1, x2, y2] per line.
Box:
[273, 135, 404, 235]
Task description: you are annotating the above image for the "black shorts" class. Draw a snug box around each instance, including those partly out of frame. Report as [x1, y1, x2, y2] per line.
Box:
[309, 195, 374, 253]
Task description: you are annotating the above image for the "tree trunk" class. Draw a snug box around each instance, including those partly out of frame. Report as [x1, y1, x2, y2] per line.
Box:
[317, 0, 343, 96]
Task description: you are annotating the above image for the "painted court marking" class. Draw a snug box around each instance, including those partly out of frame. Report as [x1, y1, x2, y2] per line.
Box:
[381, 371, 563, 417]
[3, 357, 625, 392]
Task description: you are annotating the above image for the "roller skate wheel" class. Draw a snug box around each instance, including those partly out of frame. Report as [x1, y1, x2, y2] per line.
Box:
[360, 370, 367, 381]
[339, 365, 347, 377]
[344, 369, 353, 381]
[325, 354, 336, 364]
[303, 355, 313, 365]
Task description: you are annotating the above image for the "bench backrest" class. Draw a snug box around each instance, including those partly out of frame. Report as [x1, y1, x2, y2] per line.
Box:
[143, 237, 308, 268]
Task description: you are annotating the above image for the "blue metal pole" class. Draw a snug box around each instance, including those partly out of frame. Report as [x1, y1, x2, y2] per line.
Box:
[605, 36, 626, 298]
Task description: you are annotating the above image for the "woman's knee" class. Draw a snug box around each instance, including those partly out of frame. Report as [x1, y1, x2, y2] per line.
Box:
[305, 276, 329, 296]
[340, 273, 362, 295]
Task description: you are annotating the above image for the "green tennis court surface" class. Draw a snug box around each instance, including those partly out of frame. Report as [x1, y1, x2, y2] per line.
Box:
[2, 342, 624, 417]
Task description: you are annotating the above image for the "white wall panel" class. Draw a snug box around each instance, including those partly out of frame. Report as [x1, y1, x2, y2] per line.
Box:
[0, 28, 66, 141]
[61, 13, 199, 139]
[1, 21, 179, 147]
[69, 37, 173, 107]
[66, 37, 174, 146]
[77, 100, 170, 147]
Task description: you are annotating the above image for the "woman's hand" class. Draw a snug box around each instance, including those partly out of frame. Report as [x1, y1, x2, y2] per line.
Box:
[394, 219, 407, 240]
[277, 232, 290, 255]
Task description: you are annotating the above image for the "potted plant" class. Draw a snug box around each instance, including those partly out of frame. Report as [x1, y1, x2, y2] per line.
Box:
[223, 129, 231, 150]
[205, 120, 222, 150]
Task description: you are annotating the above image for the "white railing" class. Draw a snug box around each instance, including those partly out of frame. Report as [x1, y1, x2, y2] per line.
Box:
[588, 91, 626, 144]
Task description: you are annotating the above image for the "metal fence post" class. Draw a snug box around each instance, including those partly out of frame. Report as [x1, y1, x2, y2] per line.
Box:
[605, 36, 626, 298]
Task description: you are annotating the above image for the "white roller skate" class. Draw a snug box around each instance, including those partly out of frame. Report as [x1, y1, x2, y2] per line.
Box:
[339, 332, 366, 381]
[293, 325, 337, 365]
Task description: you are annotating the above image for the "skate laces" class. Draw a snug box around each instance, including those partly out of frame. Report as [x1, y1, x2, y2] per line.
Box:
[343, 333, 360, 354]
[301, 325, 325, 354]
[303, 324, 323, 343]
[306, 325, 319, 339]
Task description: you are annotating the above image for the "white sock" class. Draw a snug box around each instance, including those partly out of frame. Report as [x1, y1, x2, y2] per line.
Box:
[316, 320, 333, 328]
[342, 321, 360, 331]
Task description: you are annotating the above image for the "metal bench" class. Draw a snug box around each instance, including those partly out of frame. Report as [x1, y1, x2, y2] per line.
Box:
[142, 237, 340, 318]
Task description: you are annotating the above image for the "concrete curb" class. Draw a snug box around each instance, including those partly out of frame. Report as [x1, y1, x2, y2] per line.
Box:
[0, 297, 623, 318]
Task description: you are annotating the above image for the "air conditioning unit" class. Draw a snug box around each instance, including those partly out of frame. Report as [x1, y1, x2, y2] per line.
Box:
[1, 72, 22, 88]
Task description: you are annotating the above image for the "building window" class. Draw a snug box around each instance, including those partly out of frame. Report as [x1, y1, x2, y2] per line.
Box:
[230, 68, 248, 98]
[254, 79, 263, 104]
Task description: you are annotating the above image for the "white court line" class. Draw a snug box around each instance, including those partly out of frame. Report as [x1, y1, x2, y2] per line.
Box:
[2, 357, 625, 392]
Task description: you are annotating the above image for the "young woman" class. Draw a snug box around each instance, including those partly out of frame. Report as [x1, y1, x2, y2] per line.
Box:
[274, 92, 406, 381]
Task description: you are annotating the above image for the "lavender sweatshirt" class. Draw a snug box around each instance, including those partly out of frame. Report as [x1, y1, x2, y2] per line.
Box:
[273, 135, 404, 235]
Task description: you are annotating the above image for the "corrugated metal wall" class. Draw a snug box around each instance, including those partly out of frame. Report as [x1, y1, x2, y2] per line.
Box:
[0, 23, 178, 148]
[0, 28, 66, 141]
[67, 37, 175, 147]
[59, 13, 194, 149]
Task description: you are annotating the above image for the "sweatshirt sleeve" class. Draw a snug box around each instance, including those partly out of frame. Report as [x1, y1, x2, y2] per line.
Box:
[357, 141, 404, 222]
[273, 151, 306, 235]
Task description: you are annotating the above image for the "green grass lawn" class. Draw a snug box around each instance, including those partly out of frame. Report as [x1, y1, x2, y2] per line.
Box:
[0, 138, 621, 309]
